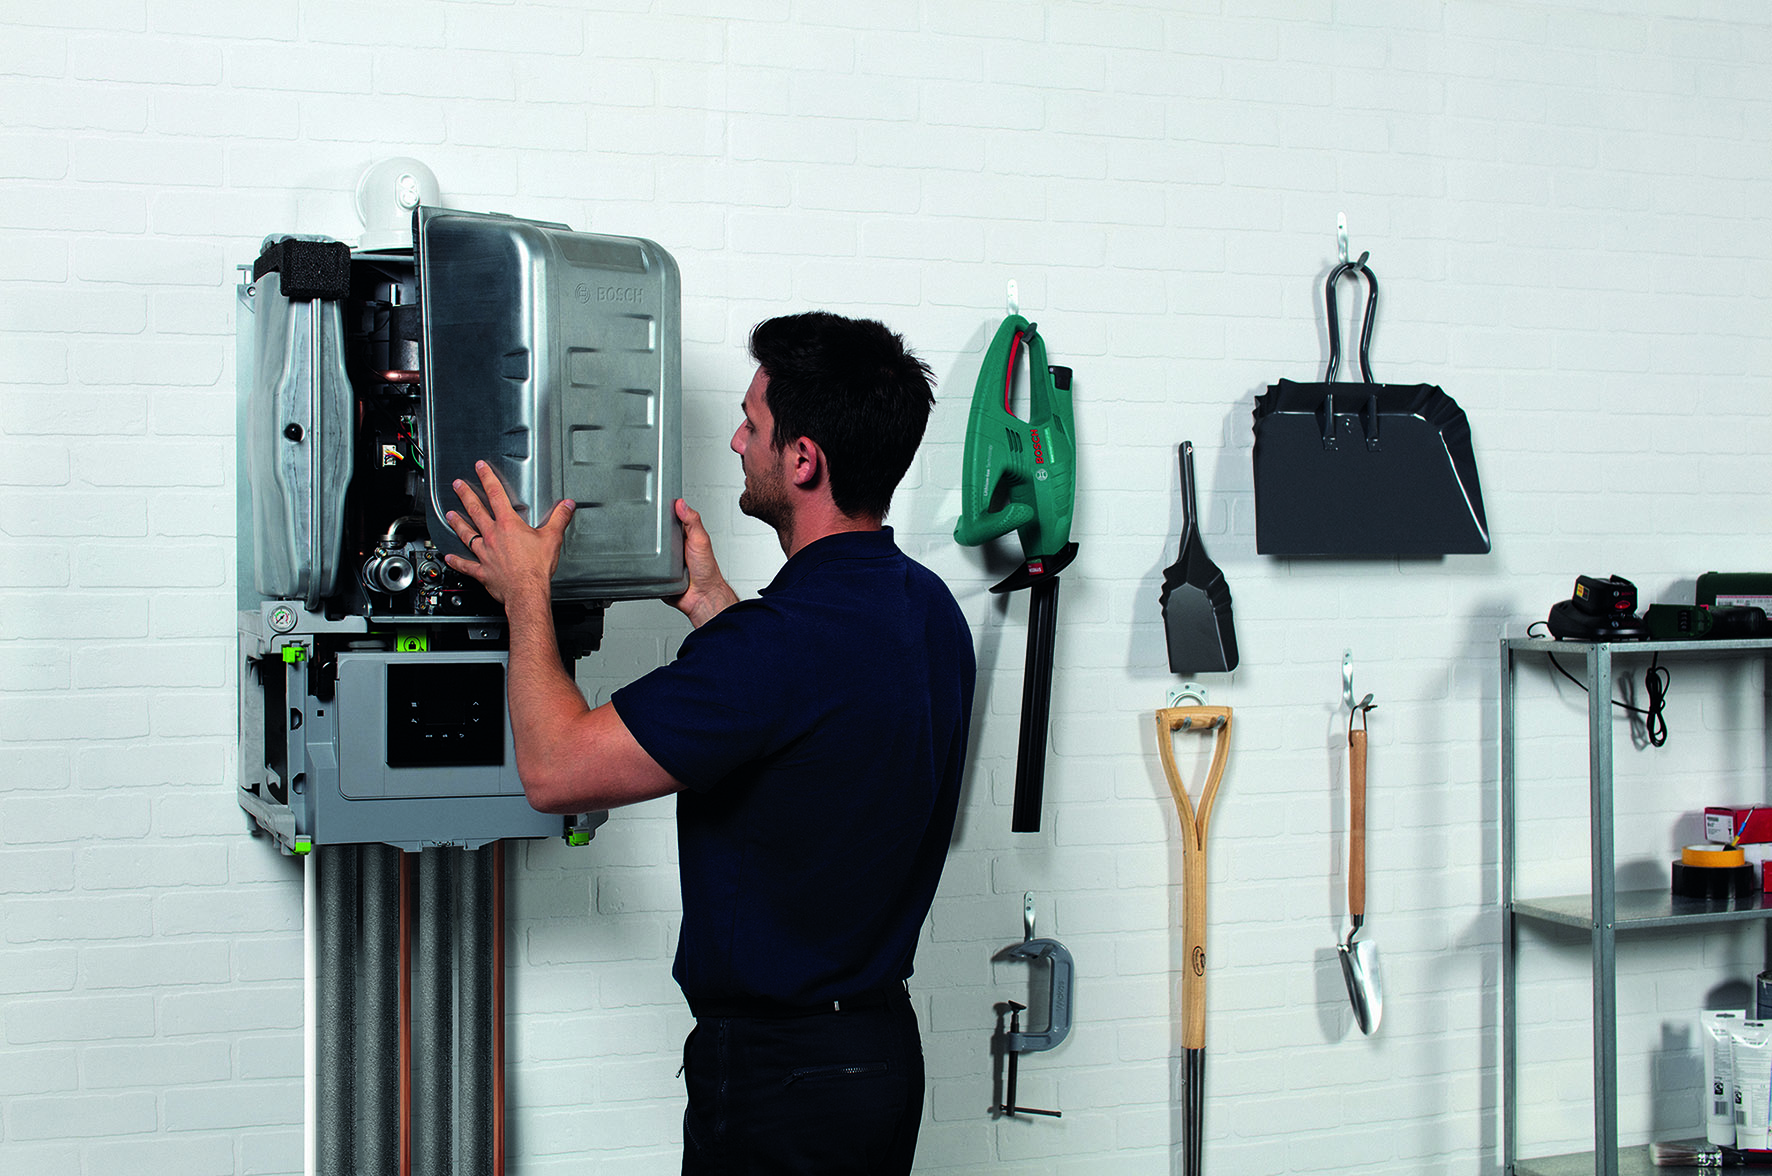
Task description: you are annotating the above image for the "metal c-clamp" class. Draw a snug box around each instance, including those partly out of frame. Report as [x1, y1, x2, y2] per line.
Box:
[992, 892, 1074, 1119]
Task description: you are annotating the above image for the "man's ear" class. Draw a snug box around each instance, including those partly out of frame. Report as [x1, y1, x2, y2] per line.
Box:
[787, 436, 824, 488]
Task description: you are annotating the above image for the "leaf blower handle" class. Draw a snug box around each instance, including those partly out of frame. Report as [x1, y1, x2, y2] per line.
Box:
[953, 315, 1076, 560]
[954, 494, 1035, 548]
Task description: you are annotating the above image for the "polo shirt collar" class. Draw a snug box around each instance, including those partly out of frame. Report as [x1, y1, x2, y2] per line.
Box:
[761, 527, 897, 595]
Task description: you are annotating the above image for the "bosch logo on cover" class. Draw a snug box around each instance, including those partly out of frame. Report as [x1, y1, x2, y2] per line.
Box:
[597, 285, 645, 304]
[1030, 428, 1045, 463]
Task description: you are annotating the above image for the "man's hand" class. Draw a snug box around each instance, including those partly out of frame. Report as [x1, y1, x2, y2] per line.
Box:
[668, 498, 738, 628]
[443, 460, 574, 605]
[442, 462, 682, 813]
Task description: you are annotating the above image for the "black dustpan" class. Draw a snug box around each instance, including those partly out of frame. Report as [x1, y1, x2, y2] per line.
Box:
[1252, 257, 1489, 556]
[1159, 442, 1238, 674]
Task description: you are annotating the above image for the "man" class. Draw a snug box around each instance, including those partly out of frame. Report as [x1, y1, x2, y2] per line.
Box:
[444, 311, 976, 1174]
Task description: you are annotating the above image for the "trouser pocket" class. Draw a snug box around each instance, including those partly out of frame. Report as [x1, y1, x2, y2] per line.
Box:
[787, 1060, 890, 1085]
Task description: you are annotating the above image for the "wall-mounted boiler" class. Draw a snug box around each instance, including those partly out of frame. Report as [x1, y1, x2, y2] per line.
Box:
[236, 203, 686, 853]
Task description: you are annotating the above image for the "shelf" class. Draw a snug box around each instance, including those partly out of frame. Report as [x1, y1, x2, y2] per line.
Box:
[1505, 636, 1772, 656]
[1501, 636, 1772, 1176]
[1514, 1141, 1709, 1175]
[1513, 888, 1772, 931]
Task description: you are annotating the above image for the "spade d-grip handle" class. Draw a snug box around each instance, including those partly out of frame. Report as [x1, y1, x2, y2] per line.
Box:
[1156, 705, 1232, 1052]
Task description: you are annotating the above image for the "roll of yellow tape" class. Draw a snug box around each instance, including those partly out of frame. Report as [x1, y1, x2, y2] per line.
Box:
[1683, 844, 1747, 868]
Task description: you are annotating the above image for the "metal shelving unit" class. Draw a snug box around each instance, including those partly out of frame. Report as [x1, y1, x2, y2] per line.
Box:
[1500, 636, 1772, 1176]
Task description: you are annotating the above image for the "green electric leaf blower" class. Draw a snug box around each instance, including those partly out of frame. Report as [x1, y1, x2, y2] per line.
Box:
[954, 315, 1079, 832]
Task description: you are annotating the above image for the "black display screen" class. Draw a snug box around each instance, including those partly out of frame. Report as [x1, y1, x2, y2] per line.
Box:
[386, 662, 506, 769]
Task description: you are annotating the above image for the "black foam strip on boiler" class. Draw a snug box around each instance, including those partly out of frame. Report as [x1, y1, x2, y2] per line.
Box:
[253, 237, 352, 300]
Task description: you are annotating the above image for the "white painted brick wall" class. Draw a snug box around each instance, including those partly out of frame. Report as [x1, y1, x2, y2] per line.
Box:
[5, 1, 1772, 1171]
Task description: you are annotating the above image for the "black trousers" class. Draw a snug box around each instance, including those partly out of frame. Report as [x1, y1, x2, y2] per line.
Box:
[681, 992, 924, 1175]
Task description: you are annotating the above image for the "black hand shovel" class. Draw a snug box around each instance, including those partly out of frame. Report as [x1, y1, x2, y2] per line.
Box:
[1158, 442, 1238, 674]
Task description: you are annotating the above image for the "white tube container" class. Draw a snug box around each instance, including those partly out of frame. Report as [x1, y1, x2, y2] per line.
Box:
[1706, 1010, 1748, 1146]
[1731, 1021, 1772, 1151]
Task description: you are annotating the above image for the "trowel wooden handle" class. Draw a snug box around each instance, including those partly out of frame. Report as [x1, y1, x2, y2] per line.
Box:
[1349, 728, 1367, 919]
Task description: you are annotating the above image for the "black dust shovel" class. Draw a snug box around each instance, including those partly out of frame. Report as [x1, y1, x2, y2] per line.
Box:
[1251, 253, 1490, 556]
[1159, 442, 1238, 674]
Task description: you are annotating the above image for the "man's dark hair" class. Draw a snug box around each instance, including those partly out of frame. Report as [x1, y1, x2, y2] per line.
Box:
[748, 311, 936, 521]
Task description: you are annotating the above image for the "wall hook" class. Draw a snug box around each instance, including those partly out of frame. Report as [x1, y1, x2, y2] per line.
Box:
[1167, 682, 1209, 709]
[1342, 650, 1374, 714]
[1343, 649, 1376, 731]
[1336, 214, 1369, 269]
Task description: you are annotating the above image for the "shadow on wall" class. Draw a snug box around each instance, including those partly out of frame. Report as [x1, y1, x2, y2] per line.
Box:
[899, 317, 995, 548]
[1462, 598, 1512, 1168]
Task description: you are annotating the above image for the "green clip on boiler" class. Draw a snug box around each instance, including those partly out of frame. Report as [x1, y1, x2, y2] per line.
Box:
[954, 315, 1079, 833]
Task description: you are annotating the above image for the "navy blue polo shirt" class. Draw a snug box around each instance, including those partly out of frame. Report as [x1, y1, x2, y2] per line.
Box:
[611, 527, 975, 1006]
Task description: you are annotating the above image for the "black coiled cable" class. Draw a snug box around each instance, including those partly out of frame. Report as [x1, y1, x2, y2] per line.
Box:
[1530, 621, 1670, 747]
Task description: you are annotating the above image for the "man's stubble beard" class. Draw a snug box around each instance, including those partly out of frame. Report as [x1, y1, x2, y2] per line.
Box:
[738, 472, 791, 534]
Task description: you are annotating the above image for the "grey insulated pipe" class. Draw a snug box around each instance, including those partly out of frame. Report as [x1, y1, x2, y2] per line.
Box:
[358, 844, 402, 1174]
[318, 844, 357, 1175]
[416, 847, 455, 1176]
[315, 842, 504, 1175]
[457, 846, 495, 1176]
[319, 844, 404, 1176]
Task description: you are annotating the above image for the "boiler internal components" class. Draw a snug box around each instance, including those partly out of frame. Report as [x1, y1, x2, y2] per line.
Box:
[236, 205, 686, 853]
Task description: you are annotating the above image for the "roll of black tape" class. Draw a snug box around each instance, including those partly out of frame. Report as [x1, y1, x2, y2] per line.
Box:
[1671, 861, 1757, 901]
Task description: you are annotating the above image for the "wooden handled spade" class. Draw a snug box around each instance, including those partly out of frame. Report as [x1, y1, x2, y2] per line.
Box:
[1155, 704, 1233, 1176]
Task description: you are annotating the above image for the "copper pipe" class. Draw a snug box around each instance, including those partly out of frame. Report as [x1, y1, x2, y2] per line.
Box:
[493, 840, 506, 1176]
[378, 370, 422, 385]
[399, 850, 412, 1176]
